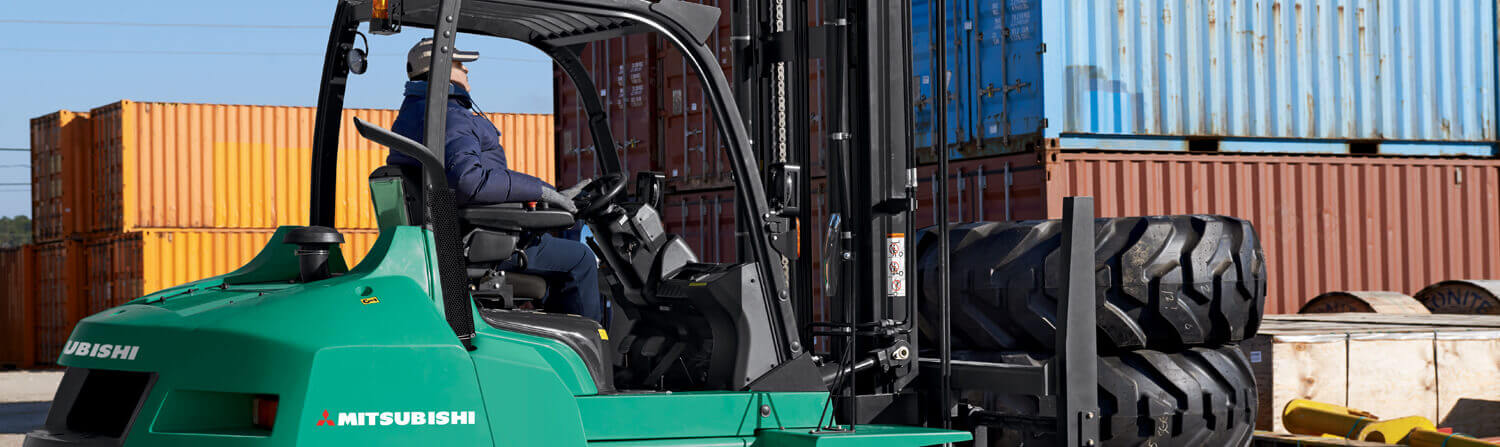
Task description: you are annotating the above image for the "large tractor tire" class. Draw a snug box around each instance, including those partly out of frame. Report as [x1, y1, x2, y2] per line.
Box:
[955, 345, 1257, 447]
[918, 215, 1266, 352]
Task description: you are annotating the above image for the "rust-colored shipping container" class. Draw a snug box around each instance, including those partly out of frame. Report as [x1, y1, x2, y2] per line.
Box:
[84, 233, 143, 314]
[554, 1, 830, 190]
[33, 240, 83, 365]
[910, 149, 1500, 315]
[662, 190, 738, 264]
[556, 35, 660, 189]
[134, 228, 381, 294]
[30, 111, 92, 242]
[87, 101, 554, 232]
[0, 245, 35, 369]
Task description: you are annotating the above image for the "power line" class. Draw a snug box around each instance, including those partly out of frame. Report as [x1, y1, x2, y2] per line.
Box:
[0, 48, 550, 63]
[0, 165, 30, 168]
[0, 148, 28, 152]
[0, 183, 31, 186]
[0, 19, 324, 30]
[0, 47, 337, 57]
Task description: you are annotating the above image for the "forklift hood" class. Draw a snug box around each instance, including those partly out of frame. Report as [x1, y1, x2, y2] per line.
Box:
[28, 227, 507, 446]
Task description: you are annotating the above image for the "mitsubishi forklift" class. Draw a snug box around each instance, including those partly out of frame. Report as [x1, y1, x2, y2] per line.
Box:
[24, 0, 977, 445]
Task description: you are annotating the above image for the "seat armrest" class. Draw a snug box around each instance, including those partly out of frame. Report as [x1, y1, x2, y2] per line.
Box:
[462, 203, 577, 232]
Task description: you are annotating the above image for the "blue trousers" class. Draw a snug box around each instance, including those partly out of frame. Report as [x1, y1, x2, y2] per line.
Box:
[514, 235, 603, 322]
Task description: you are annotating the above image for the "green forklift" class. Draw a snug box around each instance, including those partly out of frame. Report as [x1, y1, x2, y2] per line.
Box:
[24, 0, 974, 445]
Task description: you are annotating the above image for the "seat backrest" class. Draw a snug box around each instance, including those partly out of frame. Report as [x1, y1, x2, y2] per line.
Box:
[369, 164, 426, 230]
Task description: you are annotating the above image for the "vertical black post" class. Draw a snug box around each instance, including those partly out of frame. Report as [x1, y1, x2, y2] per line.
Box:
[788, 0, 817, 358]
[932, 0, 952, 432]
[1057, 197, 1100, 446]
[309, 2, 357, 227]
[420, 0, 476, 349]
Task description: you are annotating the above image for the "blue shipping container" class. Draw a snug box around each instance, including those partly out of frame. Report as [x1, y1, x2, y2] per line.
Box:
[913, 0, 1499, 158]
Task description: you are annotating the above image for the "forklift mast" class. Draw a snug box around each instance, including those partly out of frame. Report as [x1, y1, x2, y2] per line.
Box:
[733, 0, 923, 424]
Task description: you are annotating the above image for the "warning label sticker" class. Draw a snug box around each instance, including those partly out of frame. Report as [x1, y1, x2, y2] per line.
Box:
[887, 233, 906, 297]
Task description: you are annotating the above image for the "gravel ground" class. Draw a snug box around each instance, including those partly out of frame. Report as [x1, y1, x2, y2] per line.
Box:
[0, 370, 63, 447]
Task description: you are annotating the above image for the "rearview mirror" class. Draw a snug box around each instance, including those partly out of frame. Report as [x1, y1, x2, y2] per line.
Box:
[635, 171, 666, 211]
[766, 163, 801, 218]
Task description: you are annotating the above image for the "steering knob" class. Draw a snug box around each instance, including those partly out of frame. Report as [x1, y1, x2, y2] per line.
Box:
[283, 226, 345, 282]
[575, 173, 626, 218]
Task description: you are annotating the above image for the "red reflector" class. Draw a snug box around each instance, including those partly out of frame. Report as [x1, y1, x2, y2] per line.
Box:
[252, 395, 279, 430]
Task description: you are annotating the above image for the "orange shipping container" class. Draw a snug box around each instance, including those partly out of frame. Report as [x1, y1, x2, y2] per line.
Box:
[88, 101, 554, 232]
[30, 111, 92, 242]
[913, 149, 1500, 315]
[0, 245, 35, 369]
[33, 241, 83, 365]
[132, 229, 380, 297]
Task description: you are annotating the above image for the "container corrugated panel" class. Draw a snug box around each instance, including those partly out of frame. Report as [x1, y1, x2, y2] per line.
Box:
[137, 229, 381, 294]
[0, 245, 35, 368]
[88, 101, 554, 232]
[911, 0, 1500, 158]
[1043, 150, 1500, 315]
[84, 233, 144, 314]
[33, 240, 83, 365]
[555, 1, 831, 188]
[30, 111, 92, 242]
[556, 34, 660, 189]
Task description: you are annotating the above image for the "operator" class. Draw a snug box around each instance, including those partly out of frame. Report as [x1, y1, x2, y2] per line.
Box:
[389, 38, 604, 323]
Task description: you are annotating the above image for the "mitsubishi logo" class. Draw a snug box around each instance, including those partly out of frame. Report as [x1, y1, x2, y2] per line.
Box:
[316, 410, 336, 426]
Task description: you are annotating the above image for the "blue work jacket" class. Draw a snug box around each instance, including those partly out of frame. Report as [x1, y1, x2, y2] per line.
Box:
[388, 81, 549, 204]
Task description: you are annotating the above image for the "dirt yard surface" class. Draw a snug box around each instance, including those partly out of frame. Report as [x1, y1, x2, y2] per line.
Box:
[0, 370, 62, 447]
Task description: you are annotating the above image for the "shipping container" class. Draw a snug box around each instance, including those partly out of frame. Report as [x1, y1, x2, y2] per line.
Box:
[912, 0, 1500, 159]
[30, 230, 381, 365]
[554, 0, 832, 189]
[134, 228, 381, 294]
[0, 245, 34, 369]
[907, 148, 1500, 315]
[29, 111, 92, 242]
[86, 101, 554, 232]
[661, 190, 738, 264]
[84, 233, 143, 314]
[33, 241, 83, 365]
[556, 35, 661, 190]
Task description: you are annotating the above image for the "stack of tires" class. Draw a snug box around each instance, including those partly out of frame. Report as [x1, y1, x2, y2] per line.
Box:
[916, 215, 1266, 446]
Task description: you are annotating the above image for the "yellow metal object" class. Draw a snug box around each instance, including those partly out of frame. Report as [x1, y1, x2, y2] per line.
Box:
[1282, 399, 1499, 446]
[1358, 417, 1436, 443]
[1284, 399, 1381, 439]
[1408, 429, 1499, 447]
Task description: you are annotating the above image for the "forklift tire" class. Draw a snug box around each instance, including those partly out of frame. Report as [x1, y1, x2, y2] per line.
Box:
[955, 344, 1257, 447]
[919, 215, 1265, 352]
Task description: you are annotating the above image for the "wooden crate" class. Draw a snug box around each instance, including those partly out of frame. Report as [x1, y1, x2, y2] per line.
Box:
[1241, 314, 1500, 437]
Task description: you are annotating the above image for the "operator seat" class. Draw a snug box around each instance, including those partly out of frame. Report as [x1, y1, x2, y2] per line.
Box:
[368, 165, 615, 393]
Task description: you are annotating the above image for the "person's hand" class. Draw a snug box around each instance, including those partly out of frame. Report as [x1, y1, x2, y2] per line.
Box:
[539, 188, 579, 213]
[559, 178, 593, 200]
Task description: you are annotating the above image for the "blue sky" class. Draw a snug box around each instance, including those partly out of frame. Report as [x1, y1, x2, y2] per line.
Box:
[0, 1, 554, 217]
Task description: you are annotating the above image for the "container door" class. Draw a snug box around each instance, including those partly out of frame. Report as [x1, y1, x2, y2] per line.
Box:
[973, 0, 1044, 155]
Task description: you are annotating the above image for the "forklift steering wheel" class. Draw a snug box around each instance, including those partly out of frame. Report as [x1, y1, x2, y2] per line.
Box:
[574, 173, 625, 218]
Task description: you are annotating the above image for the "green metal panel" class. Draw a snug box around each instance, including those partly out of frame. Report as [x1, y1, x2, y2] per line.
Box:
[577, 392, 831, 440]
[369, 177, 411, 229]
[60, 227, 493, 446]
[590, 438, 749, 446]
